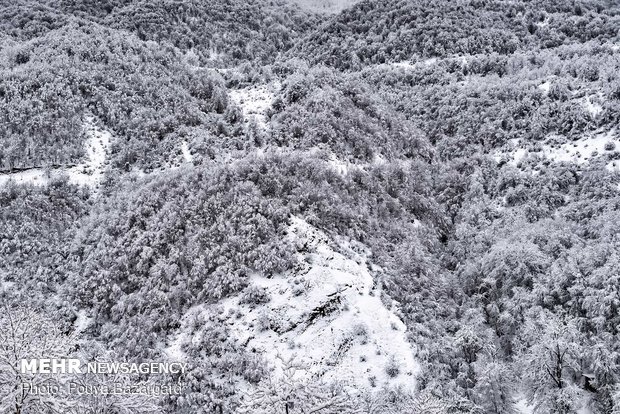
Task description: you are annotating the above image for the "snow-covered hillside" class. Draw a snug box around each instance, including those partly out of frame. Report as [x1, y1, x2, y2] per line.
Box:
[228, 82, 280, 130]
[494, 129, 620, 171]
[67, 116, 111, 188]
[169, 217, 419, 393]
[0, 116, 111, 190]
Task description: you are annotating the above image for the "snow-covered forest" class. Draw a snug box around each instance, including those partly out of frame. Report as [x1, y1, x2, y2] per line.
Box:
[1, 0, 620, 413]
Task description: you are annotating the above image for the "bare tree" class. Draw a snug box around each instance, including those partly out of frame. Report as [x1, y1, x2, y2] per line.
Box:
[355, 387, 450, 414]
[237, 355, 355, 414]
[0, 305, 165, 414]
[0, 304, 76, 414]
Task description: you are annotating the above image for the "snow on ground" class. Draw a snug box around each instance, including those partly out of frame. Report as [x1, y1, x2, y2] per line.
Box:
[67, 116, 111, 188]
[228, 82, 279, 130]
[327, 152, 356, 175]
[181, 140, 193, 163]
[327, 153, 353, 175]
[0, 280, 15, 293]
[390, 57, 439, 70]
[229, 217, 418, 390]
[607, 160, 620, 172]
[0, 116, 111, 190]
[390, 61, 416, 69]
[542, 131, 614, 164]
[0, 168, 50, 187]
[493, 138, 526, 166]
[515, 393, 596, 413]
[514, 398, 534, 414]
[74, 309, 93, 334]
[538, 81, 551, 94]
[165, 327, 188, 362]
[169, 217, 419, 392]
[389, 55, 467, 71]
[324, 150, 410, 176]
[514, 395, 593, 414]
[581, 94, 603, 118]
[372, 153, 388, 166]
[290, 0, 360, 13]
[494, 130, 619, 171]
[208, 48, 224, 61]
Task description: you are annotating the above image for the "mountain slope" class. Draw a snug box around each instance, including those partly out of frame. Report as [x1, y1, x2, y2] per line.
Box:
[2, 0, 620, 413]
[288, 0, 619, 69]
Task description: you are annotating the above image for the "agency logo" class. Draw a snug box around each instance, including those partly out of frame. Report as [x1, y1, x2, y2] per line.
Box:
[20, 359, 187, 375]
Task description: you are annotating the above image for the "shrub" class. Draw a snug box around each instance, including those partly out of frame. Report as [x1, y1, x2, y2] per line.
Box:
[352, 323, 370, 345]
[255, 311, 272, 332]
[239, 285, 271, 306]
[385, 356, 400, 378]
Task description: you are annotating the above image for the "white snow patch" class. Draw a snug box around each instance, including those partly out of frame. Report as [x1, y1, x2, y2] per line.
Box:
[316, 148, 398, 176]
[493, 139, 527, 166]
[515, 394, 594, 413]
[165, 328, 188, 362]
[495, 131, 619, 170]
[538, 81, 551, 93]
[0, 280, 15, 292]
[67, 116, 111, 188]
[290, 0, 360, 14]
[577, 406, 594, 414]
[74, 310, 92, 333]
[515, 398, 534, 414]
[229, 82, 279, 130]
[0, 168, 50, 187]
[324, 150, 411, 176]
[391, 61, 416, 69]
[171, 217, 419, 392]
[607, 160, 620, 172]
[542, 130, 616, 165]
[373, 154, 388, 166]
[582, 94, 603, 118]
[208, 48, 223, 61]
[0, 116, 111, 190]
[388, 55, 471, 71]
[181, 141, 193, 163]
[327, 154, 353, 175]
[511, 148, 529, 165]
[390, 57, 437, 69]
[221, 217, 419, 391]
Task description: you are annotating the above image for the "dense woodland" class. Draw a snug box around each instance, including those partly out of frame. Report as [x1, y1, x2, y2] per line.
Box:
[1, 0, 620, 413]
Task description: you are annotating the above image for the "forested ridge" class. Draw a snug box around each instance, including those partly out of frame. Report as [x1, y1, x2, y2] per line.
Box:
[1, 0, 620, 413]
[289, 0, 619, 69]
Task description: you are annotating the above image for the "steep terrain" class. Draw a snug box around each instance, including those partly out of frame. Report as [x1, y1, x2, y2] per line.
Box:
[289, 0, 619, 69]
[219, 217, 417, 391]
[2, 0, 620, 413]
